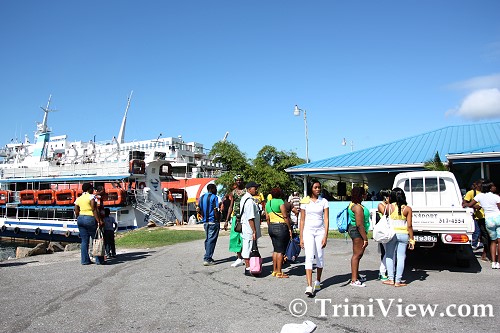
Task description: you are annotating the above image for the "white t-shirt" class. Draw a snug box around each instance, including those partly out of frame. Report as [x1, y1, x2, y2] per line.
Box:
[240, 192, 261, 239]
[301, 197, 329, 229]
[474, 192, 500, 218]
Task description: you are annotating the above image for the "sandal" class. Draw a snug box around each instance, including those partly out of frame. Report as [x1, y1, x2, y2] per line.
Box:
[275, 272, 289, 278]
[271, 271, 278, 277]
[395, 282, 407, 287]
[383, 280, 395, 285]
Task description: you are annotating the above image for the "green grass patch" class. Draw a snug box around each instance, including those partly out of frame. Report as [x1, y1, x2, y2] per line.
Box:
[115, 228, 206, 248]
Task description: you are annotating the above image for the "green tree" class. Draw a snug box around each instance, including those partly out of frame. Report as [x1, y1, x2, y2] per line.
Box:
[209, 140, 251, 194]
[252, 145, 305, 196]
[424, 151, 448, 171]
[209, 142, 305, 196]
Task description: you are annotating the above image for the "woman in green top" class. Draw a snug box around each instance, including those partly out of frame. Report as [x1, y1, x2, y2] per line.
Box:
[348, 186, 370, 287]
[265, 188, 292, 278]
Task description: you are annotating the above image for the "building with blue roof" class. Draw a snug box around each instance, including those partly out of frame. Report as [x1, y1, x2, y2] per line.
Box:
[285, 122, 500, 193]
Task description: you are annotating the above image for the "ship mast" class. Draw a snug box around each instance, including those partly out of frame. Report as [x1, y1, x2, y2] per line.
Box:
[117, 91, 133, 144]
[38, 95, 56, 135]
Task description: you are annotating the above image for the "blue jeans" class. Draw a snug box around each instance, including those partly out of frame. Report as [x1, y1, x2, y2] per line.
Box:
[385, 233, 409, 283]
[472, 219, 480, 246]
[77, 215, 104, 265]
[204, 223, 220, 262]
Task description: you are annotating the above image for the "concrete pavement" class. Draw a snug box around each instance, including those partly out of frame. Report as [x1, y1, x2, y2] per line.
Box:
[0, 229, 498, 333]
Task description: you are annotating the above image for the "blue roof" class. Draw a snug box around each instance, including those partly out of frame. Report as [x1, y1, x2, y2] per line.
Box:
[287, 121, 500, 173]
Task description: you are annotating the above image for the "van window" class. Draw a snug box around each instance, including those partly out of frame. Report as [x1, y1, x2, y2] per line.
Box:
[403, 177, 446, 192]
[425, 178, 446, 192]
[404, 178, 424, 192]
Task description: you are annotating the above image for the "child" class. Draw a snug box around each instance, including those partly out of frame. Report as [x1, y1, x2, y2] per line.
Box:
[103, 208, 118, 258]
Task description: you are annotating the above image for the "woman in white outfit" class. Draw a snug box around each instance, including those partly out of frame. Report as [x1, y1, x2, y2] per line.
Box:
[299, 179, 329, 296]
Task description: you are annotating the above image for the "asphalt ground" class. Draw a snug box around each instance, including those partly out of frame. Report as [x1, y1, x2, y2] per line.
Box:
[0, 226, 498, 333]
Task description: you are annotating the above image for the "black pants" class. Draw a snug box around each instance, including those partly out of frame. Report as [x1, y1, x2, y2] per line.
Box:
[477, 218, 491, 258]
[104, 230, 116, 257]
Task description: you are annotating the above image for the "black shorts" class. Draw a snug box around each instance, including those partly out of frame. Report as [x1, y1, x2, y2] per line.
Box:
[268, 223, 290, 254]
[348, 224, 362, 239]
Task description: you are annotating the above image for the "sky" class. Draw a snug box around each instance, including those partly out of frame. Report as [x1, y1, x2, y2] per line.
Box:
[1, 1, 499, 162]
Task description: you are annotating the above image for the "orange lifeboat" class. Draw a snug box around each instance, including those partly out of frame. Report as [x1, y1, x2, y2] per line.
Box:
[0, 190, 11, 204]
[103, 189, 125, 206]
[36, 189, 56, 205]
[129, 159, 146, 174]
[55, 189, 76, 205]
[20, 190, 37, 205]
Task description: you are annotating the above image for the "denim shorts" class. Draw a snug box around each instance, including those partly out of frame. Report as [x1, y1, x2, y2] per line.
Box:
[348, 224, 362, 239]
[268, 223, 290, 254]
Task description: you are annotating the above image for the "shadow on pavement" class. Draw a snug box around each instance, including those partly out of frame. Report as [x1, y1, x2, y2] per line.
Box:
[104, 251, 154, 265]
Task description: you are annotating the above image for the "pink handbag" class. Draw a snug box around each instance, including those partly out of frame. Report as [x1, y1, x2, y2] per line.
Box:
[249, 240, 262, 275]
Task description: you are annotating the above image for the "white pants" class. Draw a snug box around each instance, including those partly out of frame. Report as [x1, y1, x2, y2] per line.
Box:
[303, 227, 325, 270]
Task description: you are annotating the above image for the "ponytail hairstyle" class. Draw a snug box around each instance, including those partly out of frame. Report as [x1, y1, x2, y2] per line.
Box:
[379, 189, 391, 203]
[390, 187, 407, 216]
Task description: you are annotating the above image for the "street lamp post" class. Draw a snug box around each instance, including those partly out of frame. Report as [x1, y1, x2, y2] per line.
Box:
[341, 138, 354, 152]
[294, 105, 309, 163]
[294, 105, 309, 197]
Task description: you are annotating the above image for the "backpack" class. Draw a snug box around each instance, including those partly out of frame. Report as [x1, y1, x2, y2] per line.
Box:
[336, 205, 349, 233]
[249, 240, 262, 276]
[284, 231, 301, 263]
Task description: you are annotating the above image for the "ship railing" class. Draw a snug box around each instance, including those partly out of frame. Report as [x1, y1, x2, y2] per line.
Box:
[131, 189, 174, 226]
[0, 162, 130, 180]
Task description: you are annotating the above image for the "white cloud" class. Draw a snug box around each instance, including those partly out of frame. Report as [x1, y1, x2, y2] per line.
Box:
[453, 88, 500, 119]
[446, 73, 500, 120]
[447, 73, 500, 91]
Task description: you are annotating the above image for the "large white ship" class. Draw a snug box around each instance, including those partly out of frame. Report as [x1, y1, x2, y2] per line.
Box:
[0, 94, 223, 242]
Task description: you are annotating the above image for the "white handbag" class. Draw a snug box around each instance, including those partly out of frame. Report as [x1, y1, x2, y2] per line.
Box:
[373, 205, 395, 243]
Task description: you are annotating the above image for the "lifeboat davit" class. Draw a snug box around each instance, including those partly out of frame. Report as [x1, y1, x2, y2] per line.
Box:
[129, 159, 146, 174]
[20, 190, 37, 205]
[55, 189, 76, 205]
[103, 189, 125, 206]
[0, 190, 11, 204]
[36, 189, 56, 205]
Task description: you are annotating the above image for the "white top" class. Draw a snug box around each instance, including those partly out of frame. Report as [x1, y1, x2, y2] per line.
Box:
[474, 192, 500, 218]
[301, 197, 329, 229]
[240, 192, 261, 239]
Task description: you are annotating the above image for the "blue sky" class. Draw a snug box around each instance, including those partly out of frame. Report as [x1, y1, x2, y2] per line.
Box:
[1, 1, 499, 162]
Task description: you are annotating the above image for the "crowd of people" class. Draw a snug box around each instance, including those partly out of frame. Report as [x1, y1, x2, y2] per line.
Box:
[197, 175, 423, 296]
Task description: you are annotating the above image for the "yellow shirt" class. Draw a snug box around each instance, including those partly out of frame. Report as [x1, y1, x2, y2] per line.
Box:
[75, 192, 94, 216]
[389, 203, 409, 234]
[464, 189, 485, 219]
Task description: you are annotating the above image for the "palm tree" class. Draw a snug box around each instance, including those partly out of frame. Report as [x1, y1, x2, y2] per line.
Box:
[424, 151, 448, 171]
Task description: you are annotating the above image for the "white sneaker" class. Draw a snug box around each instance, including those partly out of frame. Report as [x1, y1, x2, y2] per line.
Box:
[313, 280, 321, 291]
[231, 258, 244, 267]
[496, 262, 500, 269]
[351, 280, 366, 287]
[305, 285, 314, 297]
[492, 262, 497, 269]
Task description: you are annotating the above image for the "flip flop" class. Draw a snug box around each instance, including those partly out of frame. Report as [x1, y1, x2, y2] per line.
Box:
[395, 282, 407, 287]
[276, 272, 289, 278]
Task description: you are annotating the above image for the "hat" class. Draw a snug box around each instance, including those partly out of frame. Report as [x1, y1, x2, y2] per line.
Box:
[245, 181, 261, 189]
